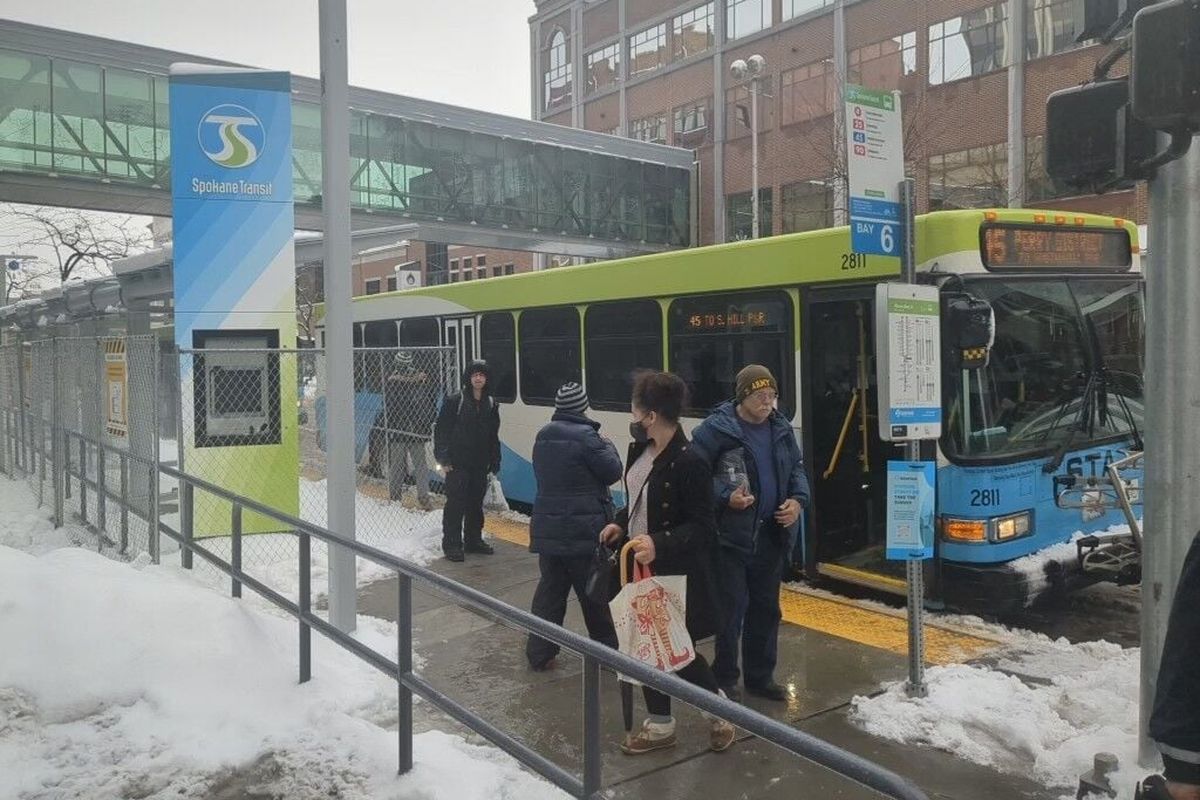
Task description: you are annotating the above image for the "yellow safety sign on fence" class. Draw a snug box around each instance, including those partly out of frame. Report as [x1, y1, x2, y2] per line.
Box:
[103, 339, 128, 439]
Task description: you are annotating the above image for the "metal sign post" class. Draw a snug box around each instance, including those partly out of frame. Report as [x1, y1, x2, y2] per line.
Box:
[872, 179, 939, 699]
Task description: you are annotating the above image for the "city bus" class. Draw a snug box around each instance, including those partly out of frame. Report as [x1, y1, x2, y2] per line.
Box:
[323, 208, 1144, 611]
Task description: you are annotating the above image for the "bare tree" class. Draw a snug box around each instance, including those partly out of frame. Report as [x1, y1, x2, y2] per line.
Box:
[2, 259, 55, 304]
[3, 205, 151, 286]
[295, 261, 323, 344]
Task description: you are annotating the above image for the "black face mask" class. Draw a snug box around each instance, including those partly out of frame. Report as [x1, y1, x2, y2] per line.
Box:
[629, 417, 650, 444]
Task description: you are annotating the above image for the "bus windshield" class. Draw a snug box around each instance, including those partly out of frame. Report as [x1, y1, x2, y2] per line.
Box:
[942, 277, 1145, 462]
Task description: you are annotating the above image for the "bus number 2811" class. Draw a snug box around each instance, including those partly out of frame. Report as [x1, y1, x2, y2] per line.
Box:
[970, 489, 1001, 507]
[841, 253, 868, 271]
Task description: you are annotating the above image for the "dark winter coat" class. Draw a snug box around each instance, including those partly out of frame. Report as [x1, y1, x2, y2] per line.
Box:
[1149, 530, 1200, 785]
[612, 428, 725, 641]
[690, 401, 811, 558]
[530, 412, 624, 558]
[433, 370, 501, 473]
[383, 371, 438, 442]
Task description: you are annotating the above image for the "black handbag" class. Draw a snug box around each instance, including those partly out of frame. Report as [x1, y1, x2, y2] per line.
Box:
[584, 541, 619, 606]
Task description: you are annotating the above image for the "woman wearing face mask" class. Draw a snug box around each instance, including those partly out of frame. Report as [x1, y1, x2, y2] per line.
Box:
[599, 371, 735, 755]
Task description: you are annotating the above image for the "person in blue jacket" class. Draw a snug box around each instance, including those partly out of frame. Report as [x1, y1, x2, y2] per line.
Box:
[691, 364, 810, 702]
[526, 382, 624, 671]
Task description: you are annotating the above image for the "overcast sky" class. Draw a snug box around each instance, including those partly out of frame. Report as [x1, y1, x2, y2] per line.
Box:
[0, 0, 536, 117]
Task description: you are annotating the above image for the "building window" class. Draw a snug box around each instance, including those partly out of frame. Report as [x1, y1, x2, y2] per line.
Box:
[781, 180, 833, 233]
[480, 312, 517, 402]
[476, 267, 487, 280]
[520, 306, 582, 405]
[928, 143, 1008, 210]
[727, 0, 770, 40]
[631, 114, 667, 144]
[780, 62, 833, 125]
[673, 3, 715, 61]
[504, 263, 515, 275]
[1024, 134, 1070, 202]
[585, 43, 621, 94]
[463, 270, 473, 281]
[585, 300, 664, 410]
[782, 0, 831, 21]
[386, 275, 398, 292]
[477, 255, 487, 269]
[462, 256, 473, 271]
[450, 258, 459, 272]
[629, 23, 667, 76]
[929, 4, 1010, 86]
[725, 77, 773, 139]
[673, 99, 710, 147]
[1026, 0, 1086, 59]
[726, 188, 773, 240]
[544, 29, 573, 111]
[365, 278, 381, 295]
[849, 32, 918, 91]
[668, 291, 794, 417]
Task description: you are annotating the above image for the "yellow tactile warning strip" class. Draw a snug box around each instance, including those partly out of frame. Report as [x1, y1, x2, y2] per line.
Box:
[484, 514, 533, 547]
[778, 588, 1000, 665]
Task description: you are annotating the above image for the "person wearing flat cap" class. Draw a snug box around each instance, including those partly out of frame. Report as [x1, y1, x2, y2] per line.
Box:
[690, 364, 811, 703]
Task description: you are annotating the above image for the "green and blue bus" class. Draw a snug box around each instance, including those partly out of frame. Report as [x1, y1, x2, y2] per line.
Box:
[324, 208, 1144, 611]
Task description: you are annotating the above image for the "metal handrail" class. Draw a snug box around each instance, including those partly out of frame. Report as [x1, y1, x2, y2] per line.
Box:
[52, 426, 928, 800]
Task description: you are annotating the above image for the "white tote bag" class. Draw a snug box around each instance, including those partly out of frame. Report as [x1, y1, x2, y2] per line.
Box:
[609, 545, 695, 681]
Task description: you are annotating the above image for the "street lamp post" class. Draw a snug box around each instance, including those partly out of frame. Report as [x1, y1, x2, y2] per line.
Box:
[731, 55, 766, 239]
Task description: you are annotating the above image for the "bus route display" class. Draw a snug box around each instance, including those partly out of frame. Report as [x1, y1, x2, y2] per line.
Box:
[981, 224, 1132, 271]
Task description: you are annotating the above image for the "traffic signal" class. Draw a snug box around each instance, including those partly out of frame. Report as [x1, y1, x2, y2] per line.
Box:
[1131, 0, 1200, 130]
[1046, 80, 1157, 188]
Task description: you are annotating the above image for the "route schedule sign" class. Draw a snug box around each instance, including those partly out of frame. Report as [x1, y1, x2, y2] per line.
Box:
[846, 85, 904, 257]
[875, 283, 942, 442]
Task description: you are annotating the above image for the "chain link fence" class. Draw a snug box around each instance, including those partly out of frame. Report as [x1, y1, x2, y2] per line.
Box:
[0, 336, 458, 599]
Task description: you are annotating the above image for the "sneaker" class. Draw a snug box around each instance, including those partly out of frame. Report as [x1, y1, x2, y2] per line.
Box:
[621, 719, 677, 755]
[719, 684, 742, 703]
[444, 549, 465, 563]
[1135, 775, 1172, 800]
[745, 681, 788, 702]
[465, 541, 495, 555]
[709, 719, 736, 752]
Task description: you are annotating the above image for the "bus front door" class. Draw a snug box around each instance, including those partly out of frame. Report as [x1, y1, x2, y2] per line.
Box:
[804, 290, 903, 595]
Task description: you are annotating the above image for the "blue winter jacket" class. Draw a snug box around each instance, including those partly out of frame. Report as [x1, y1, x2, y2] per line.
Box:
[691, 401, 811, 557]
[530, 411, 624, 557]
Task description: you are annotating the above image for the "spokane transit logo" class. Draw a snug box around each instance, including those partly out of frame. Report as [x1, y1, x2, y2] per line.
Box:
[198, 104, 265, 168]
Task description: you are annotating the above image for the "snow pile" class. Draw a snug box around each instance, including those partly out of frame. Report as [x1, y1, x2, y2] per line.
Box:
[850, 638, 1140, 792]
[0, 476, 89, 554]
[0, 543, 565, 800]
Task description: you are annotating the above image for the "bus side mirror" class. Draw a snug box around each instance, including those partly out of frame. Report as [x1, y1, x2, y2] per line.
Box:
[943, 293, 994, 371]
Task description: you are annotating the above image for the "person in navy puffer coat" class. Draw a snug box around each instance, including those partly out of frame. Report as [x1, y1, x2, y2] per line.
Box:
[526, 382, 623, 670]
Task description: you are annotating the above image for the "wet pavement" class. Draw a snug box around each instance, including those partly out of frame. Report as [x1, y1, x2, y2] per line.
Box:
[358, 527, 1062, 800]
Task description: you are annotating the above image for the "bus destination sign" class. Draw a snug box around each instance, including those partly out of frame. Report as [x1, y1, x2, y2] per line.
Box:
[981, 224, 1132, 271]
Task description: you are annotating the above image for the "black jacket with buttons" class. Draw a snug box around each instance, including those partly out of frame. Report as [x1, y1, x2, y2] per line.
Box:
[613, 427, 725, 641]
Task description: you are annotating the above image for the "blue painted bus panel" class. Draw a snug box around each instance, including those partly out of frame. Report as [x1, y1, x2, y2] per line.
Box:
[938, 442, 1139, 564]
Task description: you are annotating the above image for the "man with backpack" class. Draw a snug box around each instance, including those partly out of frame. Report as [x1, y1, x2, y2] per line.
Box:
[434, 359, 501, 562]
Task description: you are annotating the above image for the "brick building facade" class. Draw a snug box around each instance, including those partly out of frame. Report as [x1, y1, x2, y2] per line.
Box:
[348, 242, 536, 297]
[529, 0, 1148, 246]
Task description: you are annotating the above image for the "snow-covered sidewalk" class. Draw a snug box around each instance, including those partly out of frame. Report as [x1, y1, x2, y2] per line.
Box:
[0, 475, 566, 800]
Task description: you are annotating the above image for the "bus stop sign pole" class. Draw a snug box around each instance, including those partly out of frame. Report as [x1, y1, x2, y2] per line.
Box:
[900, 177, 927, 698]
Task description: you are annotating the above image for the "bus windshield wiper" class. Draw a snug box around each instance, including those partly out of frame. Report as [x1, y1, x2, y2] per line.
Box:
[1042, 370, 1098, 474]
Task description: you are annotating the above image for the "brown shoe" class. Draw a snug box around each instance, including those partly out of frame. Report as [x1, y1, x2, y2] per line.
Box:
[710, 719, 736, 752]
[620, 719, 677, 755]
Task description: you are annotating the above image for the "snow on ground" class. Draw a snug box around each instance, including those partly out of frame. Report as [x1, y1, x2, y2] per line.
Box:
[0, 476, 565, 800]
[0, 475, 91, 554]
[850, 631, 1143, 795]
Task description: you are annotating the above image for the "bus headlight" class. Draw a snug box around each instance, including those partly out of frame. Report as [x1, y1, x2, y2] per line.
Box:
[993, 511, 1032, 541]
[940, 517, 987, 542]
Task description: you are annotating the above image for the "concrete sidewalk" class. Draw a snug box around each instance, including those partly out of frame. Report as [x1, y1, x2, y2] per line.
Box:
[358, 530, 1058, 800]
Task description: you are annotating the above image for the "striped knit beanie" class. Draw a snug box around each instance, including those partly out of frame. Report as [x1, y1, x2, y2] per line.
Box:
[555, 382, 589, 415]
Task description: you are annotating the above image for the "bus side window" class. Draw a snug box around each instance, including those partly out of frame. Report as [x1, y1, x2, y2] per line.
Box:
[397, 317, 440, 347]
[585, 300, 663, 411]
[667, 291, 795, 417]
[520, 306, 582, 406]
[480, 312, 517, 403]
